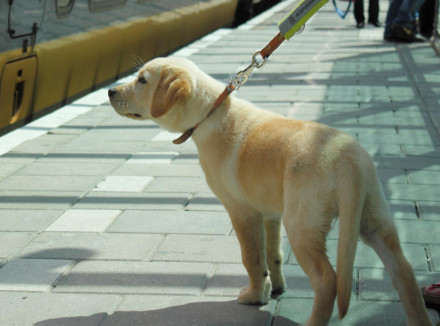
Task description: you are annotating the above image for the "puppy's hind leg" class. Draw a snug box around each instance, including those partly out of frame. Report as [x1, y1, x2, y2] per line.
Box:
[283, 205, 336, 326]
[227, 205, 271, 305]
[361, 189, 432, 326]
[264, 218, 286, 296]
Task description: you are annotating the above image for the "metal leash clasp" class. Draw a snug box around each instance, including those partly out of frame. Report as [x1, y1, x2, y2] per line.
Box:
[231, 51, 267, 90]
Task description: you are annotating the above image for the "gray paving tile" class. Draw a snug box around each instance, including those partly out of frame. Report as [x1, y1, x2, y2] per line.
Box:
[0, 232, 36, 259]
[76, 127, 159, 143]
[395, 116, 434, 129]
[394, 219, 440, 244]
[151, 131, 184, 142]
[0, 175, 103, 192]
[359, 133, 438, 146]
[153, 235, 241, 263]
[417, 201, 440, 221]
[0, 210, 62, 232]
[74, 192, 191, 210]
[93, 176, 153, 192]
[362, 143, 404, 156]
[50, 125, 90, 135]
[106, 210, 231, 235]
[384, 183, 440, 201]
[61, 116, 106, 129]
[172, 153, 200, 165]
[404, 144, 440, 157]
[18, 232, 162, 261]
[186, 193, 225, 211]
[146, 139, 198, 152]
[430, 244, 440, 272]
[374, 155, 440, 170]
[0, 163, 24, 180]
[0, 259, 74, 292]
[376, 168, 407, 184]
[393, 106, 431, 118]
[388, 200, 418, 220]
[398, 128, 440, 144]
[431, 112, 440, 131]
[0, 292, 120, 326]
[36, 152, 130, 164]
[57, 139, 147, 153]
[146, 176, 211, 193]
[54, 261, 212, 295]
[357, 125, 398, 135]
[10, 134, 77, 154]
[112, 163, 204, 177]
[0, 153, 41, 164]
[359, 268, 439, 301]
[358, 111, 395, 126]
[126, 151, 179, 164]
[407, 170, 440, 185]
[15, 162, 121, 176]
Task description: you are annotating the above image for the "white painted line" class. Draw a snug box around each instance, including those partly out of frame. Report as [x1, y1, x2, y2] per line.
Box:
[72, 88, 109, 106]
[0, 104, 94, 155]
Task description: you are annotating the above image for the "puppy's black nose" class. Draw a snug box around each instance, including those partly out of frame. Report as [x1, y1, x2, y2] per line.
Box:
[108, 88, 117, 98]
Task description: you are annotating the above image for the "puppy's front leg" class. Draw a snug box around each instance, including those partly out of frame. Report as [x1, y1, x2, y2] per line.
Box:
[228, 206, 271, 305]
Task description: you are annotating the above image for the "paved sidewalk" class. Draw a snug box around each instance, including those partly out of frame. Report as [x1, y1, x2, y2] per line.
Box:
[1, 0, 440, 325]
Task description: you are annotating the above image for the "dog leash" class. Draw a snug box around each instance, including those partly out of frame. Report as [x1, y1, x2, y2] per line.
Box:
[173, 0, 329, 145]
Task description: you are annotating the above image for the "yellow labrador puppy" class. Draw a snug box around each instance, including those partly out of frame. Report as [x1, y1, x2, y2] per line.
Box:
[108, 57, 431, 326]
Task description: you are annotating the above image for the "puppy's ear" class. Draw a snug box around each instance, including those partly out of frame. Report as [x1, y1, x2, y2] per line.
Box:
[151, 66, 192, 118]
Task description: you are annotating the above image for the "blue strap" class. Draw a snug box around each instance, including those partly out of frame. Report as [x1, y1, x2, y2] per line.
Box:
[332, 0, 353, 19]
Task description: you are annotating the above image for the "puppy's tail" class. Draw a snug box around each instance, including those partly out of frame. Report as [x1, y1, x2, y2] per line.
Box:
[336, 173, 364, 319]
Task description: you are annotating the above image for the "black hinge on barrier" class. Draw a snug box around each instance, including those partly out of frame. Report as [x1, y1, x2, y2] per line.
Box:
[7, 0, 38, 53]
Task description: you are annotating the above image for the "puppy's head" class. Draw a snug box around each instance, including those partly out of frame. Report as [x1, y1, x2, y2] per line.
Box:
[108, 57, 196, 131]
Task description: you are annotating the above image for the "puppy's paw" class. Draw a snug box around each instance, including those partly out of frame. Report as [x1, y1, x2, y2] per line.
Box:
[270, 274, 286, 298]
[238, 279, 271, 305]
[271, 285, 286, 298]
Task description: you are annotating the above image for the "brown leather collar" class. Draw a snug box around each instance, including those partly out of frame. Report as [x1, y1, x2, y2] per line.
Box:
[172, 84, 236, 144]
[172, 32, 285, 145]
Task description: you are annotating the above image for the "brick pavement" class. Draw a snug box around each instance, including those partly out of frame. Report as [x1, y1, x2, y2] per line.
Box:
[0, 0, 439, 325]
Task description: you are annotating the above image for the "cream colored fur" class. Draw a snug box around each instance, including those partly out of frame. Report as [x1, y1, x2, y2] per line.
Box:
[109, 57, 432, 326]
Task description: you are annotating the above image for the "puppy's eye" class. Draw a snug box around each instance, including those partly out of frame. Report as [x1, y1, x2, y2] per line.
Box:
[138, 76, 147, 84]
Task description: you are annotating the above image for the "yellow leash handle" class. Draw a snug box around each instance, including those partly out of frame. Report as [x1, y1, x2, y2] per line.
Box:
[278, 0, 329, 39]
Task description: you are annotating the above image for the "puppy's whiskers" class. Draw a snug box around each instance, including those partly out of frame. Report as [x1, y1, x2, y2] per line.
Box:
[121, 101, 128, 113]
[132, 55, 145, 72]
[114, 99, 127, 113]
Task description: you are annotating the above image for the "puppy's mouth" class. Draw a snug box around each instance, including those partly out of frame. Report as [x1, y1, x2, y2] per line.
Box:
[110, 100, 143, 120]
[125, 113, 144, 119]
